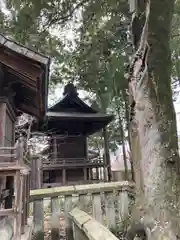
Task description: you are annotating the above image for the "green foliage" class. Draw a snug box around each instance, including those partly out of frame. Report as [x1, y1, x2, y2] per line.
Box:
[0, 0, 131, 151]
[33, 231, 45, 240]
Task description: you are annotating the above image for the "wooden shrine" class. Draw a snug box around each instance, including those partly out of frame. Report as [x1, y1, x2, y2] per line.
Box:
[31, 83, 114, 188]
[0, 34, 50, 237]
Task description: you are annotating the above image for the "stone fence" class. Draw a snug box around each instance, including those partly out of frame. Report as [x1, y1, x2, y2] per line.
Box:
[69, 207, 119, 240]
[30, 181, 134, 239]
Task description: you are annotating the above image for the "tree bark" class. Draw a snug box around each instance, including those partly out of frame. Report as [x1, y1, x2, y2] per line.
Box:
[127, 0, 180, 239]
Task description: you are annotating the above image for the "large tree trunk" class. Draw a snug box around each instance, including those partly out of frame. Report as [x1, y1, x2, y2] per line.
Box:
[127, 0, 180, 239]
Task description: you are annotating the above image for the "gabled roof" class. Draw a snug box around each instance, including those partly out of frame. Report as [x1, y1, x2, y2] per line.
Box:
[48, 83, 97, 114]
[31, 83, 114, 135]
[0, 34, 50, 118]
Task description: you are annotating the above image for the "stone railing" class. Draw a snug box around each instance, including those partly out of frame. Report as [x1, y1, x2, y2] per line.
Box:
[69, 207, 118, 240]
[30, 181, 134, 239]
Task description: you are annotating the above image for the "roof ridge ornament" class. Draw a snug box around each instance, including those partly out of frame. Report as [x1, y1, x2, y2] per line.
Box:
[63, 83, 78, 97]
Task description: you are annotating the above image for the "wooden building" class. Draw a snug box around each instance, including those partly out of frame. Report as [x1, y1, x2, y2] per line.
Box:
[31, 83, 114, 188]
[30, 148, 101, 189]
[0, 34, 50, 235]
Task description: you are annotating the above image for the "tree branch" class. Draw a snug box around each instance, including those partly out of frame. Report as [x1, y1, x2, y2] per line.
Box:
[42, 0, 89, 32]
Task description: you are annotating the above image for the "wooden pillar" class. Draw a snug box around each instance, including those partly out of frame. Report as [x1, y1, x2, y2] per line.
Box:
[85, 137, 88, 161]
[30, 158, 34, 190]
[31, 158, 36, 190]
[85, 137, 88, 183]
[53, 137, 57, 163]
[88, 168, 91, 180]
[103, 155, 107, 182]
[14, 171, 23, 239]
[37, 157, 42, 189]
[83, 167, 87, 181]
[40, 158, 43, 189]
[96, 168, 98, 181]
[88, 168, 92, 181]
[26, 175, 30, 224]
[102, 167, 104, 180]
[0, 102, 6, 147]
[86, 168, 89, 181]
[92, 168, 95, 180]
[87, 168, 89, 181]
[62, 169, 66, 185]
[31, 157, 41, 190]
[21, 175, 26, 234]
[100, 167, 103, 180]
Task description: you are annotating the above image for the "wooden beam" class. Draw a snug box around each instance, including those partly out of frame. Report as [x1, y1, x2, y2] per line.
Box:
[7, 68, 37, 90]
[18, 103, 40, 118]
[0, 147, 16, 150]
[0, 50, 41, 80]
[0, 163, 30, 171]
[0, 208, 15, 216]
[0, 154, 16, 157]
[0, 171, 16, 176]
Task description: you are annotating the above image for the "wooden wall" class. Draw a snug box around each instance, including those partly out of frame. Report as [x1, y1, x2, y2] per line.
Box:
[66, 168, 84, 182]
[56, 136, 87, 159]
